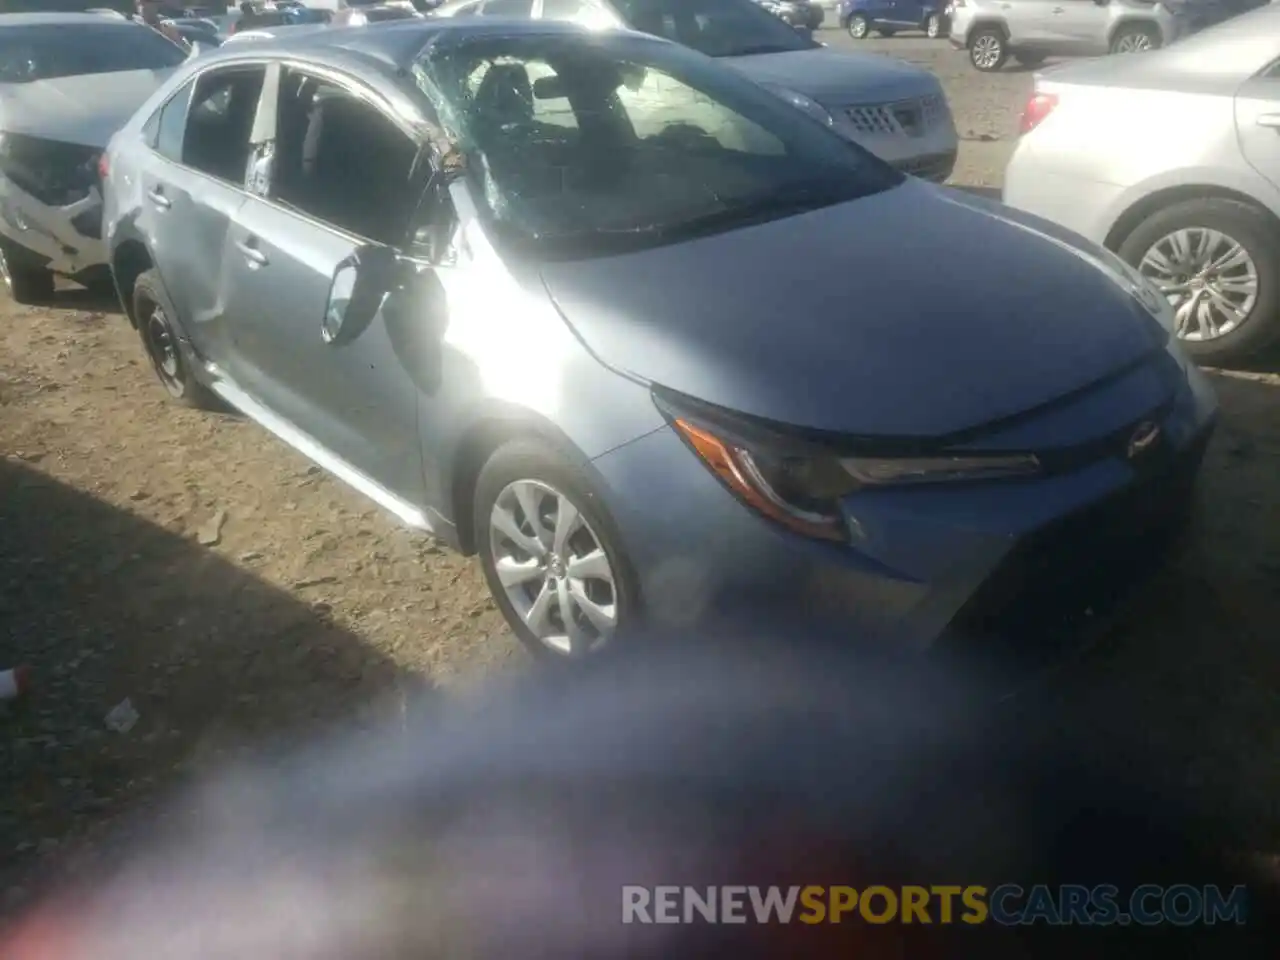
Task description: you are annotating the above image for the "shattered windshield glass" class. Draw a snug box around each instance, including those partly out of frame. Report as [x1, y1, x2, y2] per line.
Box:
[411, 33, 900, 260]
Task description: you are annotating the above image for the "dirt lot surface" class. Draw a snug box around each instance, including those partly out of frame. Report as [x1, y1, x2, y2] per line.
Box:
[3, 30, 1280, 914]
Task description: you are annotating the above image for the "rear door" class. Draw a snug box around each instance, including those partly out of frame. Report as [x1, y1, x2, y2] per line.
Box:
[890, 0, 927, 26]
[1235, 65, 1280, 194]
[135, 64, 266, 365]
[221, 66, 428, 503]
[1050, 0, 1112, 53]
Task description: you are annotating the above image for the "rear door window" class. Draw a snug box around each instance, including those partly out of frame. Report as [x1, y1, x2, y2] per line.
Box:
[181, 66, 268, 185]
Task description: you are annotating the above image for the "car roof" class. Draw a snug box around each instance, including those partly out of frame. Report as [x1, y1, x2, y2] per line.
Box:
[214, 18, 656, 70]
[0, 12, 141, 27]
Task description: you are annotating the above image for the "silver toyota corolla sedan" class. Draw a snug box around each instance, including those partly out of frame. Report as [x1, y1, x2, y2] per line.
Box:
[1003, 3, 1280, 365]
[103, 19, 1216, 668]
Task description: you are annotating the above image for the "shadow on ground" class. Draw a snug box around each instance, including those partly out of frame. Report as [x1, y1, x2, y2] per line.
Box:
[0, 458, 424, 905]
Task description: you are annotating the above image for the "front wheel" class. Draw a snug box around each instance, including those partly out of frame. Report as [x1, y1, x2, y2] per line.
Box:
[475, 439, 638, 664]
[969, 28, 1007, 71]
[1118, 198, 1280, 364]
[925, 13, 944, 38]
[0, 242, 54, 306]
[847, 14, 870, 38]
[1110, 24, 1159, 54]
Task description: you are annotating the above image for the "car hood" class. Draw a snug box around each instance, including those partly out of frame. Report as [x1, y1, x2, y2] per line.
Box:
[0, 68, 175, 148]
[539, 181, 1169, 439]
[721, 48, 936, 106]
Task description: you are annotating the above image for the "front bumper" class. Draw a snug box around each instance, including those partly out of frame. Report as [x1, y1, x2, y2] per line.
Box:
[0, 175, 106, 276]
[591, 343, 1216, 663]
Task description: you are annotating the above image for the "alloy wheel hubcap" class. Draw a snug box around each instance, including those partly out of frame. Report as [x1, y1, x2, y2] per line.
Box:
[973, 36, 1001, 67]
[1139, 227, 1259, 341]
[927, 16, 939, 36]
[850, 18, 867, 36]
[0, 249, 10, 291]
[488, 479, 618, 657]
[1115, 34, 1151, 52]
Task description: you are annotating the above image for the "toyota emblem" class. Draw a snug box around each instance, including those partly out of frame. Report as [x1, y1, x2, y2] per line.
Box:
[1127, 421, 1161, 460]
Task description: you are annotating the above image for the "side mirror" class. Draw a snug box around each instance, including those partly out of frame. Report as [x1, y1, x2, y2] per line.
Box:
[322, 244, 398, 347]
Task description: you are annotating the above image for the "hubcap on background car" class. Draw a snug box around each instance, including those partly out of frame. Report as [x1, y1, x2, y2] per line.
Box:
[1138, 228, 1259, 341]
[1114, 33, 1152, 53]
[488, 479, 618, 657]
[849, 17, 867, 37]
[143, 305, 184, 393]
[0, 248, 11, 292]
[927, 15, 940, 37]
[972, 36, 1001, 67]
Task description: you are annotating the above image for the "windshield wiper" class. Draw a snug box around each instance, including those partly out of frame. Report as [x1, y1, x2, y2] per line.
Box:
[540, 183, 861, 248]
[716, 44, 800, 57]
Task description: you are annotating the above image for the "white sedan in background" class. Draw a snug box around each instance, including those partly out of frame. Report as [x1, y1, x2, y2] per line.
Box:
[1003, 3, 1280, 364]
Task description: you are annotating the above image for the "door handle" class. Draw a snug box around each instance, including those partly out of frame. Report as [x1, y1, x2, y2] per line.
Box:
[1257, 114, 1280, 129]
[146, 188, 171, 210]
[234, 238, 268, 266]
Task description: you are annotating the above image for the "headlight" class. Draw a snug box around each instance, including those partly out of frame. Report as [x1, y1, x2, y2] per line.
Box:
[658, 392, 1041, 543]
[759, 83, 835, 128]
[1093, 244, 1176, 335]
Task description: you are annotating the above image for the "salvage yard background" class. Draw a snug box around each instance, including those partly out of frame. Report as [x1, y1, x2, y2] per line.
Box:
[3, 33, 1280, 906]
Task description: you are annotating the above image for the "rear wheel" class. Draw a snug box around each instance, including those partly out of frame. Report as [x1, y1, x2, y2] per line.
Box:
[1118, 198, 1280, 364]
[475, 439, 638, 665]
[1110, 23, 1159, 54]
[925, 13, 943, 37]
[847, 14, 870, 38]
[133, 269, 218, 409]
[0, 242, 54, 306]
[969, 28, 1007, 71]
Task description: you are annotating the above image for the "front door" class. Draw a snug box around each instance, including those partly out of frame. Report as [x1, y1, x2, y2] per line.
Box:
[220, 67, 428, 506]
[1001, 0, 1065, 46]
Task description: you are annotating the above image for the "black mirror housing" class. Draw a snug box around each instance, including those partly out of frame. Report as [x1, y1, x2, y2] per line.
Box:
[322, 243, 397, 347]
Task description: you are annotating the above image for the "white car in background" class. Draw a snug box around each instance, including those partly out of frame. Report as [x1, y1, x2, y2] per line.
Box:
[0, 12, 188, 304]
[1003, 3, 1280, 364]
[431, 0, 960, 181]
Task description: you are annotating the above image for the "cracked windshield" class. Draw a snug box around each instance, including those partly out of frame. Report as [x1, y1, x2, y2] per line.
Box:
[2, 1, 1279, 958]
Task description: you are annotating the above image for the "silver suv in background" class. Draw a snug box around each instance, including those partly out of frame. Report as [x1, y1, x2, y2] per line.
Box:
[432, 0, 959, 180]
[948, 0, 1188, 72]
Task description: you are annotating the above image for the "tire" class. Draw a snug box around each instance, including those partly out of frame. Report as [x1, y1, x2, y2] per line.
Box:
[1014, 53, 1046, 67]
[969, 27, 1007, 71]
[133, 268, 218, 409]
[877, 27, 896, 37]
[475, 438, 639, 665]
[925, 13, 943, 38]
[1110, 23, 1160, 54]
[0, 242, 54, 306]
[1117, 198, 1280, 364]
[847, 14, 869, 38]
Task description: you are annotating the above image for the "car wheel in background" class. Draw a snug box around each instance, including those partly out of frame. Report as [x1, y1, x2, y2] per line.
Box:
[1014, 52, 1046, 67]
[475, 438, 637, 664]
[1110, 24, 1160, 54]
[925, 13, 944, 37]
[0, 242, 54, 306]
[847, 14, 870, 38]
[133, 269, 218, 409]
[969, 28, 1007, 70]
[1118, 198, 1280, 364]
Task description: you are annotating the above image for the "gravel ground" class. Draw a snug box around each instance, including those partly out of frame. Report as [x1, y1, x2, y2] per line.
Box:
[3, 30, 1280, 912]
